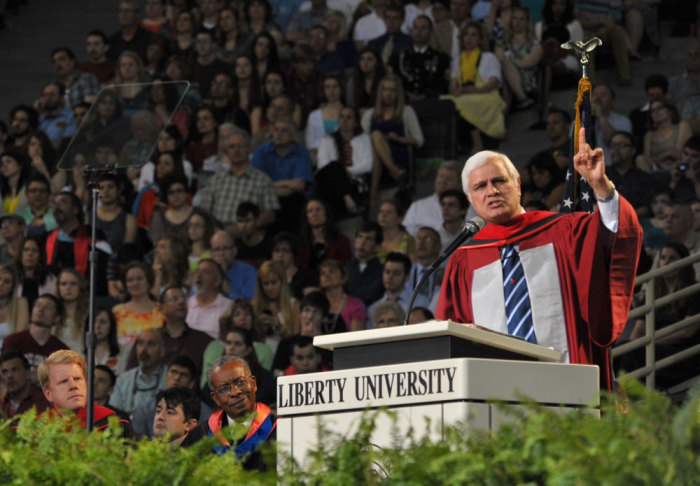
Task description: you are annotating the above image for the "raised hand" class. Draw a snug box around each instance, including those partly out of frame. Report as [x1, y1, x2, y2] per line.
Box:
[573, 127, 612, 197]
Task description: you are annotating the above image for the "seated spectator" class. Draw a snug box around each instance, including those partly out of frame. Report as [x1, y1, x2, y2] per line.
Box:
[110, 328, 167, 415]
[38, 350, 131, 433]
[535, 0, 582, 79]
[53, 269, 89, 352]
[353, 0, 388, 47]
[138, 126, 194, 192]
[18, 172, 58, 241]
[591, 84, 632, 165]
[120, 111, 162, 186]
[73, 88, 131, 157]
[0, 351, 50, 419]
[270, 231, 317, 300]
[283, 335, 326, 375]
[7, 104, 38, 152]
[390, 15, 450, 101]
[438, 189, 470, 251]
[131, 356, 212, 438]
[307, 25, 346, 78]
[140, 0, 171, 37]
[221, 327, 275, 405]
[495, 6, 543, 110]
[186, 106, 219, 172]
[319, 258, 367, 332]
[216, 7, 250, 63]
[91, 307, 128, 376]
[285, 0, 328, 44]
[243, 0, 284, 48]
[367, 3, 411, 65]
[361, 73, 424, 201]
[367, 252, 428, 327]
[2, 294, 67, 374]
[297, 198, 352, 273]
[444, 21, 505, 154]
[210, 230, 258, 301]
[378, 198, 415, 262]
[37, 82, 77, 151]
[669, 42, 700, 116]
[345, 47, 386, 117]
[96, 173, 137, 256]
[111, 51, 152, 116]
[235, 202, 274, 269]
[630, 74, 668, 146]
[252, 260, 300, 348]
[322, 9, 357, 70]
[149, 76, 190, 138]
[316, 106, 373, 220]
[78, 30, 116, 84]
[113, 261, 165, 348]
[148, 174, 192, 245]
[152, 387, 207, 447]
[286, 43, 325, 121]
[201, 297, 273, 384]
[197, 123, 241, 191]
[15, 237, 57, 311]
[639, 188, 671, 257]
[305, 74, 344, 156]
[642, 98, 692, 173]
[544, 107, 572, 171]
[521, 151, 565, 211]
[52, 47, 100, 109]
[346, 221, 384, 307]
[0, 214, 25, 265]
[1, 149, 31, 215]
[606, 131, 658, 216]
[93, 365, 118, 409]
[408, 305, 433, 324]
[186, 259, 232, 339]
[25, 130, 54, 182]
[144, 37, 170, 78]
[575, 0, 631, 85]
[171, 10, 196, 60]
[372, 300, 405, 328]
[409, 227, 444, 306]
[251, 72, 303, 142]
[186, 209, 216, 274]
[232, 54, 261, 115]
[206, 72, 251, 133]
[662, 202, 700, 280]
[134, 150, 186, 232]
[271, 291, 335, 376]
[668, 137, 700, 202]
[249, 31, 282, 83]
[150, 236, 190, 298]
[107, 0, 152, 62]
[206, 355, 277, 470]
[191, 30, 229, 100]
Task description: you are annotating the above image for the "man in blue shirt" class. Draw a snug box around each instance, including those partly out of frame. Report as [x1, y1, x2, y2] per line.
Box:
[37, 82, 77, 150]
[210, 229, 257, 300]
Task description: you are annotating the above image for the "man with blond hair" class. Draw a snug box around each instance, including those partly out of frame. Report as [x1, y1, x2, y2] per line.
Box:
[38, 350, 130, 432]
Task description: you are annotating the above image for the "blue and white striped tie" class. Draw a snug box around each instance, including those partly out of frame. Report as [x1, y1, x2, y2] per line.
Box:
[501, 244, 537, 344]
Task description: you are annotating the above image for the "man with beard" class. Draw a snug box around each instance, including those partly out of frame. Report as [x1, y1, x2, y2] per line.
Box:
[0, 351, 50, 419]
[2, 295, 67, 374]
[51, 47, 100, 110]
[207, 355, 276, 470]
[36, 81, 77, 150]
[45, 191, 111, 295]
[16, 172, 57, 241]
[110, 328, 167, 415]
[186, 259, 232, 339]
[408, 227, 444, 306]
[7, 104, 39, 151]
[77, 30, 115, 84]
[37, 350, 131, 433]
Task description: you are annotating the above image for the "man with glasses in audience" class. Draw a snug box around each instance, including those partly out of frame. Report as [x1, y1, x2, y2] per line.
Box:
[210, 229, 257, 300]
[206, 355, 276, 471]
[605, 131, 657, 216]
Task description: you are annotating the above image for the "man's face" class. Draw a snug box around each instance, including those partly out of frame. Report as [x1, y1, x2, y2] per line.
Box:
[211, 232, 236, 269]
[86, 35, 108, 62]
[10, 109, 31, 138]
[450, 0, 469, 21]
[663, 205, 692, 240]
[93, 368, 114, 403]
[308, 27, 327, 55]
[210, 74, 233, 100]
[609, 134, 636, 167]
[382, 261, 408, 293]
[680, 146, 700, 172]
[545, 112, 568, 142]
[290, 344, 321, 374]
[210, 361, 258, 419]
[53, 194, 78, 225]
[441, 195, 466, 223]
[383, 8, 403, 33]
[0, 217, 24, 241]
[43, 363, 87, 413]
[1, 358, 29, 395]
[165, 364, 194, 389]
[225, 133, 250, 166]
[411, 16, 431, 45]
[592, 86, 614, 113]
[136, 331, 163, 370]
[41, 84, 63, 112]
[271, 242, 294, 267]
[153, 398, 195, 440]
[194, 261, 221, 294]
[236, 213, 257, 238]
[52, 51, 74, 78]
[354, 230, 378, 261]
[162, 288, 188, 322]
[646, 86, 665, 103]
[118, 1, 140, 27]
[31, 297, 59, 328]
[434, 167, 460, 196]
[195, 33, 214, 57]
[26, 183, 49, 212]
[467, 158, 522, 225]
[272, 121, 293, 148]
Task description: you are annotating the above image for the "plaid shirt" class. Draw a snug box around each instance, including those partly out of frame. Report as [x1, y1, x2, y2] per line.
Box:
[64, 71, 100, 110]
[197, 166, 280, 225]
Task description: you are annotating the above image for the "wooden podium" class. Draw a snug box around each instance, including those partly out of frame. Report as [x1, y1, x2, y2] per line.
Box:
[277, 321, 599, 468]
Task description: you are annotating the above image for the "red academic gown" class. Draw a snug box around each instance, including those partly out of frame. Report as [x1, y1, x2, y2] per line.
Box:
[436, 197, 643, 390]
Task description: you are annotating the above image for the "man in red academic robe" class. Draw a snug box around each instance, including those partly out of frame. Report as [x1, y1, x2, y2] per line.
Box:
[436, 128, 643, 390]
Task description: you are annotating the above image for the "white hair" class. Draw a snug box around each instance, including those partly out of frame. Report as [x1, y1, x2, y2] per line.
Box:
[461, 150, 520, 198]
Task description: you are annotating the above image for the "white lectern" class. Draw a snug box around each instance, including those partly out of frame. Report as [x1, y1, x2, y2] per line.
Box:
[277, 321, 599, 467]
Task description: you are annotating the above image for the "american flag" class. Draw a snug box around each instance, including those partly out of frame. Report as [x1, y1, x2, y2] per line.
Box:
[560, 77, 597, 214]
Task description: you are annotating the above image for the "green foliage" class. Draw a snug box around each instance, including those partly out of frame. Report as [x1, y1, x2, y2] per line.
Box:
[1, 381, 698, 485]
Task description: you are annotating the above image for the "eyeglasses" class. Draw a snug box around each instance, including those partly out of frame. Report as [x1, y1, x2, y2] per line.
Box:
[213, 377, 250, 396]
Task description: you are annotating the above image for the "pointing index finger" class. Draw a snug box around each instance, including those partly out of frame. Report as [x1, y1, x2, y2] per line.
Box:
[578, 127, 587, 156]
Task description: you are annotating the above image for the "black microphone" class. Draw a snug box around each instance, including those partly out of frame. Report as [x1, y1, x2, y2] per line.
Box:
[402, 216, 486, 325]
